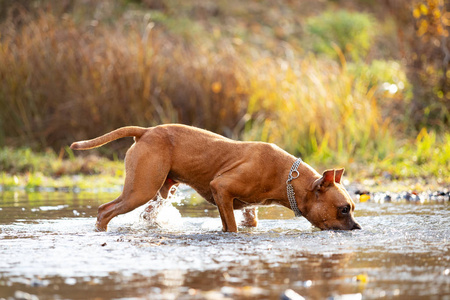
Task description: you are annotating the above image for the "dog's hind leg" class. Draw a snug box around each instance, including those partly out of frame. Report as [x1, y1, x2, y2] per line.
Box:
[241, 207, 258, 227]
[96, 143, 170, 231]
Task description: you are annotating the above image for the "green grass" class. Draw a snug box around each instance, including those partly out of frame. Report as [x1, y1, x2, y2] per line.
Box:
[0, 147, 125, 190]
[305, 10, 375, 61]
[375, 130, 450, 179]
[0, 146, 123, 176]
[1, 129, 449, 191]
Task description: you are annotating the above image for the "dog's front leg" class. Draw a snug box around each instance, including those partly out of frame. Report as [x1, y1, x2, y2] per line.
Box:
[210, 179, 238, 232]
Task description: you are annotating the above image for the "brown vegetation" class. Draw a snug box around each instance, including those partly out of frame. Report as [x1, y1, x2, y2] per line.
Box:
[0, 6, 248, 153]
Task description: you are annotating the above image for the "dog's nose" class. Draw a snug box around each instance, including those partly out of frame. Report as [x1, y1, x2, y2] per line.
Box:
[352, 222, 362, 230]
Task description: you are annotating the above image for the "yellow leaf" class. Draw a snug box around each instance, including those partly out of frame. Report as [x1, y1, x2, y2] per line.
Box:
[417, 19, 429, 36]
[433, 8, 441, 18]
[420, 4, 429, 15]
[211, 81, 222, 94]
[354, 273, 369, 283]
[413, 8, 421, 19]
[359, 194, 370, 202]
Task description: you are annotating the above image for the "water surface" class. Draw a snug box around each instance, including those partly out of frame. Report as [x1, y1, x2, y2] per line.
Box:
[0, 188, 449, 299]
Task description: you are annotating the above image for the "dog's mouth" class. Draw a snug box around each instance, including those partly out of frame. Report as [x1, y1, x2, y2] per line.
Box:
[327, 222, 362, 231]
[352, 222, 362, 230]
[320, 220, 362, 231]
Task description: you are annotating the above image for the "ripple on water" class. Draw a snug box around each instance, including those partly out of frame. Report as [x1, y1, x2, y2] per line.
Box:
[0, 197, 449, 299]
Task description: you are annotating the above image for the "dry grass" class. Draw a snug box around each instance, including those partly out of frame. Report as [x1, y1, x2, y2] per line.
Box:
[244, 54, 392, 166]
[0, 9, 248, 153]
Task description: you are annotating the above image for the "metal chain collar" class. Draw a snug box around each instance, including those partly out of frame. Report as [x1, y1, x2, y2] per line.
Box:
[286, 158, 303, 217]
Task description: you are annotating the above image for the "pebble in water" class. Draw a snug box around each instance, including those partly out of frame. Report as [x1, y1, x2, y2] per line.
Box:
[355, 189, 449, 204]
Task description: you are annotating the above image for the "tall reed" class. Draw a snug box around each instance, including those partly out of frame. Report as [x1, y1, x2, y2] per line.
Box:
[0, 11, 248, 151]
[244, 55, 393, 166]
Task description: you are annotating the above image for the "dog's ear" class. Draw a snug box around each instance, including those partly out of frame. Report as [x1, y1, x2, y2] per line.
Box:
[311, 169, 335, 191]
[323, 169, 335, 183]
[335, 168, 344, 184]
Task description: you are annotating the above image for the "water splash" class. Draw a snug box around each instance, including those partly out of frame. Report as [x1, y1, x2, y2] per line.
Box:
[138, 189, 184, 230]
[139, 197, 183, 230]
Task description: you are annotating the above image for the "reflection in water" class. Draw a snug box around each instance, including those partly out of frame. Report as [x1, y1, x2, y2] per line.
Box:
[0, 190, 449, 299]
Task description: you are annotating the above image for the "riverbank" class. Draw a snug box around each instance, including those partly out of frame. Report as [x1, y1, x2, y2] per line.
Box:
[1, 147, 448, 204]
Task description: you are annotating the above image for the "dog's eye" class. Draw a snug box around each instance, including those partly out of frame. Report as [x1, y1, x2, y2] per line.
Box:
[341, 205, 350, 215]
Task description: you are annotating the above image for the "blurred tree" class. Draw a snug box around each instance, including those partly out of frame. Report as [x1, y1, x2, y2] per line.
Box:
[384, 0, 449, 130]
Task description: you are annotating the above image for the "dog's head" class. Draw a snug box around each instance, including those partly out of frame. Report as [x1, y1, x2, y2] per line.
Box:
[299, 169, 361, 231]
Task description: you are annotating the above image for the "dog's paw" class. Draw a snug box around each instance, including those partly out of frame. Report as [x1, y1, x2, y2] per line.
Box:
[241, 207, 258, 227]
[240, 219, 258, 227]
[95, 222, 107, 232]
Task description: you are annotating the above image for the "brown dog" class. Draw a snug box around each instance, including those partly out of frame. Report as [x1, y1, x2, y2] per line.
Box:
[70, 124, 361, 232]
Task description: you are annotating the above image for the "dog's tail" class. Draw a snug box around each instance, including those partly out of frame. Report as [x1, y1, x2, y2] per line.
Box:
[70, 126, 148, 150]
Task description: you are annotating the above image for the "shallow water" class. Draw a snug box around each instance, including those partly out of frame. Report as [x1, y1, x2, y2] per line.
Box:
[0, 188, 449, 300]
